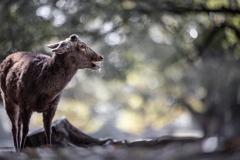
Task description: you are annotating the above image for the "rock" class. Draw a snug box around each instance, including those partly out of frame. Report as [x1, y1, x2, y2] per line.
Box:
[24, 117, 109, 148]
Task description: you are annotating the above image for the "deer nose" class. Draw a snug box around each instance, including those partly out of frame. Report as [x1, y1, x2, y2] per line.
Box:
[100, 56, 104, 60]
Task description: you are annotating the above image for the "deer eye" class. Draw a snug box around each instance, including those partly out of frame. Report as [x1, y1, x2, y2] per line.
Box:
[80, 45, 86, 50]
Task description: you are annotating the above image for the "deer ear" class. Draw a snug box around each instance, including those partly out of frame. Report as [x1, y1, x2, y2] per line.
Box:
[49, 41, 70, 54]
[47, 43, 59, 49]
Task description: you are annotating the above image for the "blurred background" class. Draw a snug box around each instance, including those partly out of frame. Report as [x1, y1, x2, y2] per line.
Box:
[0, 0, 240, 149]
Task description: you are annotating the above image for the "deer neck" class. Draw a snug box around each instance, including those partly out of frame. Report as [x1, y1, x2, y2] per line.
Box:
[41, 53, 78, 94]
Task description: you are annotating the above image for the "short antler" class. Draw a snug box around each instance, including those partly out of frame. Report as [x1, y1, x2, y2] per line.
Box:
[70, 34, 78, 41]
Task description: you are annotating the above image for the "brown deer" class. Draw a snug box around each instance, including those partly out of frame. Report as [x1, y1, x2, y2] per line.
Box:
[0, 34, 103, 152]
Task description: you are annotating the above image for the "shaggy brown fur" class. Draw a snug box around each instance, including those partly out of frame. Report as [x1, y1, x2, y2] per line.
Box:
[0, 34, 103, 152]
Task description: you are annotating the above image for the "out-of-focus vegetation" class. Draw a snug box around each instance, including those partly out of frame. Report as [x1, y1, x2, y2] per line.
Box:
[1, 0, 240, 144]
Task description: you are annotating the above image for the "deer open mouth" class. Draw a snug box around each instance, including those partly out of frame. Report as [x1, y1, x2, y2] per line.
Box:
[91, 56, 103, 70]
[91, 61, 102, 70]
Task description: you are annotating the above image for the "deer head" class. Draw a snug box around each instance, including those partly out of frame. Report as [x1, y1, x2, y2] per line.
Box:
[47, 34, 103, 70]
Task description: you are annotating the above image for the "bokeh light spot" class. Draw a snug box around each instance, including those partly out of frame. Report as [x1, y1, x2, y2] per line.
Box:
[190, 29, 198, 38]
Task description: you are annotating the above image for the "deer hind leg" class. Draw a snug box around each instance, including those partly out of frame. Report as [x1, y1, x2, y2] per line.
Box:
[4, 102, 19, 152]
[17, 116, 22, 147]
[19, 109, 32, 151]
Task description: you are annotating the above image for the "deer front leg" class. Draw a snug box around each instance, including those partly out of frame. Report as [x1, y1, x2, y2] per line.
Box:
[43, 106, 57, 146]
[20, 110, 32, 151]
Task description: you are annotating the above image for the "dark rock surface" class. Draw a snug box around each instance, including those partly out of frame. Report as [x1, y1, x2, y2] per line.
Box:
[24, 117, 109, 148]
[24, 117, 201, 148]
[1, 117, 239, 160]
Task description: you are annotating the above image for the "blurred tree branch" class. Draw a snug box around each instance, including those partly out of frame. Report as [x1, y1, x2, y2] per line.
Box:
[133, 1, 240, 15]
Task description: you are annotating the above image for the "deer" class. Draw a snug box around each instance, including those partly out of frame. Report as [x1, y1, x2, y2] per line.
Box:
[0, 34, 103, 152]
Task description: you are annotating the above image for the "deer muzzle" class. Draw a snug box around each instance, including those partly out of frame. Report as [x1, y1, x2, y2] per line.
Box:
[91, 55, 104, 70]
